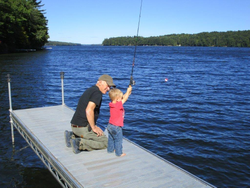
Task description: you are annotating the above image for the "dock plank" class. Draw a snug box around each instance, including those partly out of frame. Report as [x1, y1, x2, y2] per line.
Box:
[11, 105, 215, 188]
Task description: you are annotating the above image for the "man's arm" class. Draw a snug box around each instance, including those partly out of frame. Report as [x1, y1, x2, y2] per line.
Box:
[85, 101, 103, 136]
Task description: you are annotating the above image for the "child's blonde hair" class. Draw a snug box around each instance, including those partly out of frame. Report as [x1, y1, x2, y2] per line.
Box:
[109, 88, 123, 101]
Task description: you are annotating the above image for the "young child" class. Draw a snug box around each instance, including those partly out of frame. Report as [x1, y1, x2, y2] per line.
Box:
[107, 85, 132, 157]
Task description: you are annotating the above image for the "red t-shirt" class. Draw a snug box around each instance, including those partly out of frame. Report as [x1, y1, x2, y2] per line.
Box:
[109, 101, 125, 127]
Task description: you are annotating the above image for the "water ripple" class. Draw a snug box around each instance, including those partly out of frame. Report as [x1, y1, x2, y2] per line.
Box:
[0, 46, 249, 187]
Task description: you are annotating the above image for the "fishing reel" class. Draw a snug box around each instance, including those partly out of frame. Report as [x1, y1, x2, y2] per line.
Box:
[130, 76, 136, 86]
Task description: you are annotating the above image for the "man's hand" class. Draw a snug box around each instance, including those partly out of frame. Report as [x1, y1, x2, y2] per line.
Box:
[92, 125, 103, 136]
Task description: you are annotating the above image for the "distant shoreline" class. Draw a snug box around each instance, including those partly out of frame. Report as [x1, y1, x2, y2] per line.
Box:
[102, 30, 250, 47]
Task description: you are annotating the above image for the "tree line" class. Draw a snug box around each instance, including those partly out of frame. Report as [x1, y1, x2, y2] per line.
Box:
[45, 41, 81, 46]
[102, 30, 250, 47]
[0, 0, 49, 53]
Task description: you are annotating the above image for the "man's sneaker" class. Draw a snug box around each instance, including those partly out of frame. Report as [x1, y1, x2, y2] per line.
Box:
[64, 130, 73, 147]
[70, 138, 81, 154]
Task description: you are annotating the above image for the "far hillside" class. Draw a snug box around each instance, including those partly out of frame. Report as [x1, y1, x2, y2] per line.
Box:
[45, 41, 82, 46]
[102, 30, 250, 47]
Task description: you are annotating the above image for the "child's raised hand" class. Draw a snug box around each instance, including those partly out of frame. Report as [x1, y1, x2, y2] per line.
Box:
[127, 85, 132, 93]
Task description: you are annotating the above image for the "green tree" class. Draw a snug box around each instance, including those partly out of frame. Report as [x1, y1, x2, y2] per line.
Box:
[102, 30, 250, 47]
[0, 0, 49, 53]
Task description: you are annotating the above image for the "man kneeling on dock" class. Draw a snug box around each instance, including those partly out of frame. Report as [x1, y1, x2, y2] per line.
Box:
[64, 74, 116, 154]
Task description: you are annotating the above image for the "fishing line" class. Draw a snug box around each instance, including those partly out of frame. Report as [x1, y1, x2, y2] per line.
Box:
[130, 0, 143, 85]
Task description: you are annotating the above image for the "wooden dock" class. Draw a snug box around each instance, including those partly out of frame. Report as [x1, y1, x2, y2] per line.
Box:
[10, 105, 215, 188]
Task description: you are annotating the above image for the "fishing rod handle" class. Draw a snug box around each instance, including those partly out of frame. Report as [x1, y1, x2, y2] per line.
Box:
[130, 76, 136, 86]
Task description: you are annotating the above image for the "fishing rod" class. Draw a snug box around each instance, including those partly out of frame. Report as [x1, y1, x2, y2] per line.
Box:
[130, 0, 143, 86]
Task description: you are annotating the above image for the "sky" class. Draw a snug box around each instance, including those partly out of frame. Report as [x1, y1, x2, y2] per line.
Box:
[41, 0, 250, 44]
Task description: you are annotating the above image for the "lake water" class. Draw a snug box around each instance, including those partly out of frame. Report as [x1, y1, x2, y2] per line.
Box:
[0, 46, 249, 187]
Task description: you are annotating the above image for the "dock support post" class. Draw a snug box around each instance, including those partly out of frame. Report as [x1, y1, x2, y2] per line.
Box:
[7, 74, 14, 144]
[60, 72, 65, 105]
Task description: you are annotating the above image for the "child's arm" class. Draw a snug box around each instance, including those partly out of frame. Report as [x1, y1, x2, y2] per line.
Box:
[122, 85, 132, 104]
